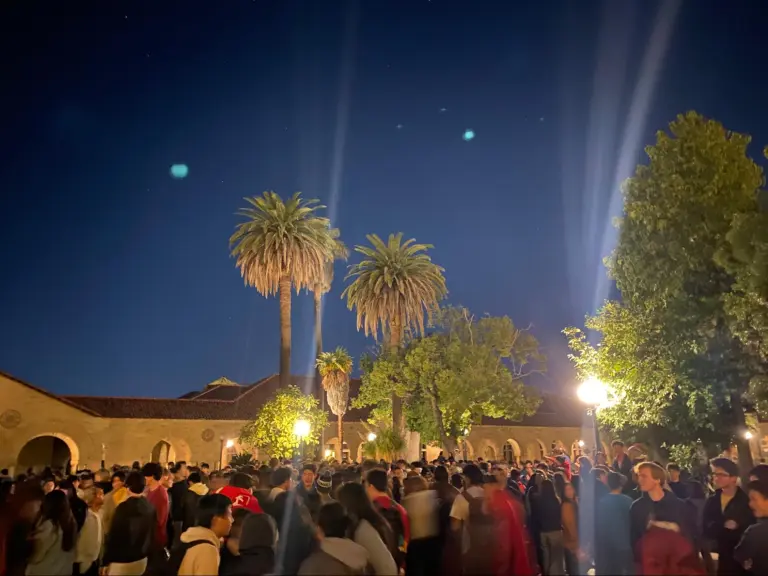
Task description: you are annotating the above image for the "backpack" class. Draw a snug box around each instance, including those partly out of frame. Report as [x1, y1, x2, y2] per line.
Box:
[375, 498, 407, 568]
[164, 539, 216, 576]
[462, 490, 496, 576]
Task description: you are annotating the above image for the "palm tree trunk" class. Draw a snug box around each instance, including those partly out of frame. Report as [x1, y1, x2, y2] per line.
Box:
[337, 413, 344, 459]
[314, 289, 325, 449]
[278, 275, 292, 388]
[389, 319, 404, 434]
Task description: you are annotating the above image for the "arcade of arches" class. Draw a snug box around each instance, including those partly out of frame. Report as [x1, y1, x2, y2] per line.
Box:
[2, 371, 767, 474]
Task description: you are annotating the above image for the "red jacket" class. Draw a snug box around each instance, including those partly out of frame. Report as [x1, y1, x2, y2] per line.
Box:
[490, 489, 533, 576]
[637, 526, 704, 575]
[216, 486, 263, 514]
[145, 485, 169, 549]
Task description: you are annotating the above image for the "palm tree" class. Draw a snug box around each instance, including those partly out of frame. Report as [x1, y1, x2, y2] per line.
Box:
[230, 191, 335, 387]
[342, 232, 447, 431]
[316, 347, 354, 452]
[311, 229, 348, 400]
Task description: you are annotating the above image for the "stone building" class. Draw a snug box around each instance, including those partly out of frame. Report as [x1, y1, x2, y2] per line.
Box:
[2, 370, 766, 473]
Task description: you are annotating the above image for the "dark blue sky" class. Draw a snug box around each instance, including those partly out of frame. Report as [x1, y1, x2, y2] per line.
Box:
[2, 0, 767, 398]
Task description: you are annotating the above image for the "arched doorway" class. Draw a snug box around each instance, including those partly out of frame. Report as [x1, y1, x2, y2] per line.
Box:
[502, 439, 521, 464]
[150, 440, 176, 465]
[18, 434, 78, 473]
[483, 444, 497, 460]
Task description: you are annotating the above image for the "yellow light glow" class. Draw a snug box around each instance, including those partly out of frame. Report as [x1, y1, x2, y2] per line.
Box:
[577, 377, 609, 407]
[225, 439, 234, 449]
[324, 449, 333, 458]
[294, 419, 311, 438]
[367, 432, 377, 442]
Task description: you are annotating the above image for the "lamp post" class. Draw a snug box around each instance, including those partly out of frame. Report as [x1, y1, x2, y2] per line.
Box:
[577, 377, 608, 458]
[294, 419, 311, 460]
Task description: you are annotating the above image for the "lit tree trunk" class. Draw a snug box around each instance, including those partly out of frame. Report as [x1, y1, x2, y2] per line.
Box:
[314, 289, 325, 451]
[731, 391, 754, 480]
[428, 385, 456, 454]
[337, 412, 344, 458]
[278, 275, 292, 388]
[388, 318, 404, 434]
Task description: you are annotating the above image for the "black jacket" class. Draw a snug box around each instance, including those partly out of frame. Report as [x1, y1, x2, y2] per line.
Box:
[734, 518, 768, 575]
[703, 488, 754, 575]
[629, 491, 691, 557]
[169, 480, 188, 522]
[103, 496, 155, 565]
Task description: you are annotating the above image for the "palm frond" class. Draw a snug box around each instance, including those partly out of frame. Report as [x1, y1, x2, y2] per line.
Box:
[341, 232, 447, 339]
[316, 347, 353, 416]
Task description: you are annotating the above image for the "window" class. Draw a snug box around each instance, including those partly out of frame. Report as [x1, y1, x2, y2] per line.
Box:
[502, 443, 515, 463]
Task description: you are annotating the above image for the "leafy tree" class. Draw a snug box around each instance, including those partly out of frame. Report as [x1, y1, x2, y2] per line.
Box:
[362, 427, 406, 462]
[355, 306, 544, 453]
[566, 112, 767, 472]
[343, 233, 447, 432]
[239, 385, 328, 459]
[316, 347, 353, 451]
[230, 192, 337, 387]
[228, 452, 256, 467]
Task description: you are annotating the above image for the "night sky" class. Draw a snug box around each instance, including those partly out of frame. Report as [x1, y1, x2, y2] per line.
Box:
[2, 1, 767, 398]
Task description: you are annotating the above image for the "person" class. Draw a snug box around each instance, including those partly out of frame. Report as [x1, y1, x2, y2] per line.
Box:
[141, 462, 169, 567]
[748, 464, 768, 483]
[224, 512, 278, 576]
[101, 471, 128, 537]
[703, 458, 754, 576]
[1, 481, 45, 576]
[298, 502, 370, 575]
[666, 463, 688, 499]
[402, 475, 440, 576]
[58, 478, 87, 531]
[483, 474, 533, 576]
[561, 483, 582, 576]
[216, 472, 263, 514]
[25, 490, 77, 576]
[169, 462, 189, 545]
[535, 479, 565, 576]
[595, 471, 633, 575]
[337, 481, 398, 575]
[174, 493, 234, 576]
[75, 486, 104, 576]
[630, 462, 692, 557]
[297, 464, 321, 518]
[366, 468, 409, 570]
[636, 506, 704, 575]
[181, 471, 209, 531]
[102, 471, 155, 576]
[612, 441, 633, 479]
[734, 480, 768, 575]
[315, 471, 335, 510]
[218, 508, 252, 576]
[269, 467, 292, 501]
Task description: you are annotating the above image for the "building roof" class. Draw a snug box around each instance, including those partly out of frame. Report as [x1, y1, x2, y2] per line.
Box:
[3, 369, 584, 426]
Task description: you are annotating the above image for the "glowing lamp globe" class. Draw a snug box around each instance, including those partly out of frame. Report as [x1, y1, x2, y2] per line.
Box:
[170, 164, 189, 179]
[577, 377, 608, 407]
[293, 419, 311, 438]
[225, 439, 234, 449]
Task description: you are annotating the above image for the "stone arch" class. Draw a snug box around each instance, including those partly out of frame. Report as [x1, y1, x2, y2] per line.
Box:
[525, 439, 546, 461]
[460, 439, 475, 460]
[502, 439, 522, 464]
[482, 444, 497, 460]
[17, 432, 80, 473]
[169, 438, 192, 463]
[150, 440, 176, 465]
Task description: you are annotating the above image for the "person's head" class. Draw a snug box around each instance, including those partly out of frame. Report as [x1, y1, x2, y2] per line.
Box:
[141, 462, 162, 487]
[404, 474, 428, 496]
[225, 508, 252, 554]
[188, 471, 202, 485]
[749, 464, 768, 483]
[79, 473, 94, 490]
[171, 462, 185, 480]
[710, 458, 739, 491]
[563, 483, 576, 501]
[270, 467, 292, 491]
[746, 481, 768, 518]
[462, 464, 484, 488]
[200, 463, 210, 475]
[606, 471, 625, 493]
[111, 471, 126, 491]
[636, 462, 665, 493]
[125, 470, 146, 495]
[160, 467, 173, 488]
[196, 494, 234, 538]
[612, 440, 625, 457]
[42, 490, 76, 551]
[301, 464, 316, 489]
[434, 465, 449, 483]
[317, 501, 350, 539]
[316, 471, 333, 495]
[365, 468, 389, 499]
[666, 463, 681, 482]
[450, 472, 464, 490]
[592, 467, 609, 485]
[523, 460, 534, 474]
[229, 472, 253, 492]
[82, 486, 105, 509]
[42, 477, 56, 494]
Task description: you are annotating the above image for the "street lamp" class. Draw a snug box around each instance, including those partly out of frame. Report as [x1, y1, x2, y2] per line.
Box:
[225, 439, 234, 449]
[294, 419, 310, 459]
[577, 377, 608, 457]
[745, 430, 754, 440]
[367, 432, 377, 442]
[578, 440, 585, 447]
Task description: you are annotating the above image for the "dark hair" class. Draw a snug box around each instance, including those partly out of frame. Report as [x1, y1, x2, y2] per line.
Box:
[666, 463, 681, 473]
[125, 471, 146, 495]
[747, 480, 768, 500]
[200, 462, 210, 469]
[141, 462, 162, 481]
[434, 465, 448, 483]
[195, 494, 232, 528]
[749, 464, 768, 482]
[188, 472, 202, 484]
[302, 463, 317, 474]
[607, 471, 625, 491]
[462, 464, 484, 486]
[111, 471, 126, 483]
[229, 472, 253, 490]
[450, 473, 464, 490]
[509, 469, 521, 482]
[711, 458, 739, 477]
[270, 467, 292, 488]
[366, 468, 389, 493]
[317, 502, 350, 539]
[42, 490, 77, 551]
[58, 479, 75, 498]
[230, 507, 252, 539]
[171, 462, 184, 474]
[337, 482, 393, 549]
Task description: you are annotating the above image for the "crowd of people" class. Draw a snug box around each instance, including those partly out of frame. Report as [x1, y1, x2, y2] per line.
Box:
[1, 439, 768, 576]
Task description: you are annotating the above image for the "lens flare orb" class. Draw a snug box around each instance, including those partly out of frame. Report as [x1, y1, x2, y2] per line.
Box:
[462, 129, 475, 141]
[170, 164, 189, 179]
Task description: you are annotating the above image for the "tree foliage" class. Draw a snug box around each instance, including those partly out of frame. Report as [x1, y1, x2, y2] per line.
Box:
[239, 385, 328, 459]
[354, 306, 544, 453]
[316, 347, 354, 449]
[565, 112, 768, 467]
